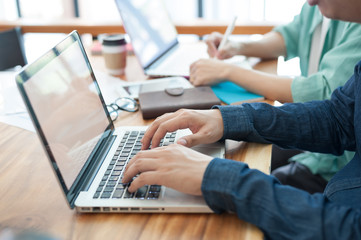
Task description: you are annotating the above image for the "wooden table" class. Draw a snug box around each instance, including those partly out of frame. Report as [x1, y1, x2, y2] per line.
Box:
[0, 49, 275, 240]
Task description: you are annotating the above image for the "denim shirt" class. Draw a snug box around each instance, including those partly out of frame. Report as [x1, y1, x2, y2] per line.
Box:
[273, 3, 361, 181]
[202, 62, 361, 239]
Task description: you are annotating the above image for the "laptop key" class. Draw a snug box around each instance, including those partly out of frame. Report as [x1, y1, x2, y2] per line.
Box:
[93, 192, 101, 199]
[147, 192, 160, 199]
[101, 192, 112, 199]
[117, 143, 124, 150]
[106, 181, 117, 187]
[149, 185, 161, 192]
[114, 166, 123, 171]
[104, 187, 114, 192]
[116, 183, 126, 190]
[135, 186, 149, 199]
[109, 176, 119, 181]
[120, 153, 129, 157]
[122, 149, 131, 154]
[133, 146, 141, 151]
[116, 162, 125, 167]
[125, 143, 134, 148]
[112, 189, 124, 198]
[102, 175, 109, 181]
[111, 170, 121, 176]
[123, 189, 135, 199]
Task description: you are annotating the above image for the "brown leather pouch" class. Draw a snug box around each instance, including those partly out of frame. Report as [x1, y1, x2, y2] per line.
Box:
[138, 86, 221, 119]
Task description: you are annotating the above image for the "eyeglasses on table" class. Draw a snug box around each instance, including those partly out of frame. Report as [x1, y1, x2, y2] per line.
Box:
[107, 97, 139, 121]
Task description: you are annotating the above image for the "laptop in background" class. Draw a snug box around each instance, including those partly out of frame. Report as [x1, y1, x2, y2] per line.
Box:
[16, 31, 224, 213]
[114, 0, 208, 77]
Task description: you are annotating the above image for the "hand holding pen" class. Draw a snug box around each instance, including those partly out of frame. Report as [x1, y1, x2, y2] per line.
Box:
[205, 16, 238, 59]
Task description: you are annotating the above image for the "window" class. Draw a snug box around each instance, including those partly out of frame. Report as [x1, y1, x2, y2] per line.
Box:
[0, 0, 17, 20]
[203, 0, 306, 22]
[19, 0, 66, 18]
[0, 0, 306, 24]
[163, 0, 198, 22]
[76, 0, 198, 22]
[264, 0, 305, 22]
[77, 0, 121, 21]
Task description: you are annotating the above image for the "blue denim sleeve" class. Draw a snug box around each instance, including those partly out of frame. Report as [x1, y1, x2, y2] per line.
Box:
[213, 73, 356, 155]
[202, 158, 361, 240]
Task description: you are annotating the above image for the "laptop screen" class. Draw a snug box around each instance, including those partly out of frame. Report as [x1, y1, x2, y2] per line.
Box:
[16, 32, 113, 193]
[115, 0, 178, 69]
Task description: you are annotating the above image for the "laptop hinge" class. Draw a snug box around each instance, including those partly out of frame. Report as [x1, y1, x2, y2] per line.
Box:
[68, 133, 117, 208]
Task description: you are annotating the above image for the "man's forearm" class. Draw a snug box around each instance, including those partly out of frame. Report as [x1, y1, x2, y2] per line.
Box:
[217, 99, 350, 155]
[224, 65, 294, 102]
[239, 31, 286, 59]
[202, 158, 361, 240]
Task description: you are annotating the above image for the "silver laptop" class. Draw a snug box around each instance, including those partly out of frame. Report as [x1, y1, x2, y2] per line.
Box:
[16, 31, 224, 213]
[114, 0, 208, 77]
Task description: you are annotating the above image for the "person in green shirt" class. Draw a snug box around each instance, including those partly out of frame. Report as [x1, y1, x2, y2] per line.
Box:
[189, 3, 361, 193]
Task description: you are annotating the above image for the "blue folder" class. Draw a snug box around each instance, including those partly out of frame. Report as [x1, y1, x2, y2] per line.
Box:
[211, 81, 263, 105]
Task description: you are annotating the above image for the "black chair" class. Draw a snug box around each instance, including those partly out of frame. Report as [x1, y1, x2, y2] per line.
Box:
[0, 27, 27, 71]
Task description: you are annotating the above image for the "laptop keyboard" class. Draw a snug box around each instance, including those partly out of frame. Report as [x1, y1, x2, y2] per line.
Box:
[93, 130, 176, 200]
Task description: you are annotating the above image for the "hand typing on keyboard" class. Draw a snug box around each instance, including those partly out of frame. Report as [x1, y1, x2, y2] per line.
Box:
[123, 144, 212, 196]
[93, 130, 166, 200]
[141, 109, 224, 150]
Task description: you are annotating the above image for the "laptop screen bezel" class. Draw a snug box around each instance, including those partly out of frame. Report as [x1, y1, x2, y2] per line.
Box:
[15, 31, 115, 208]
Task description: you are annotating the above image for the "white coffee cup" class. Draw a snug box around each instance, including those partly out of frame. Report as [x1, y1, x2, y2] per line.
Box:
[102, 34, 127, 76]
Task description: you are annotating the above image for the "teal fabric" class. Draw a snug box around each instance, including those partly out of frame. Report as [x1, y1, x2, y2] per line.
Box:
[272, 4, 361, 180]
[211, 81, 263, 104]
[289, 151, 354, 181]
[273, 4, 361, 102]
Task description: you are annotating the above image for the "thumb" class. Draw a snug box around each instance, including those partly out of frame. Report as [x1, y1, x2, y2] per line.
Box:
[177, 133, 205, 148]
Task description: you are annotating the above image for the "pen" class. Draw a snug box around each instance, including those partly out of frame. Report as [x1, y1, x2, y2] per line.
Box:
[217, 16, 238, 52]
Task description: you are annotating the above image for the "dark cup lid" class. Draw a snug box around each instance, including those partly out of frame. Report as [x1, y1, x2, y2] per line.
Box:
[102, 34, 126, 46]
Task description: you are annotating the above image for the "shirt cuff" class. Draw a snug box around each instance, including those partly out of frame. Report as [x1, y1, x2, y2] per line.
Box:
[212, 105, 252, 141]
[201, 158, 248, 213]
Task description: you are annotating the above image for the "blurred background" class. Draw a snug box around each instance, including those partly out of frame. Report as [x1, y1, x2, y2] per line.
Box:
[0, 0, 305, 23]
